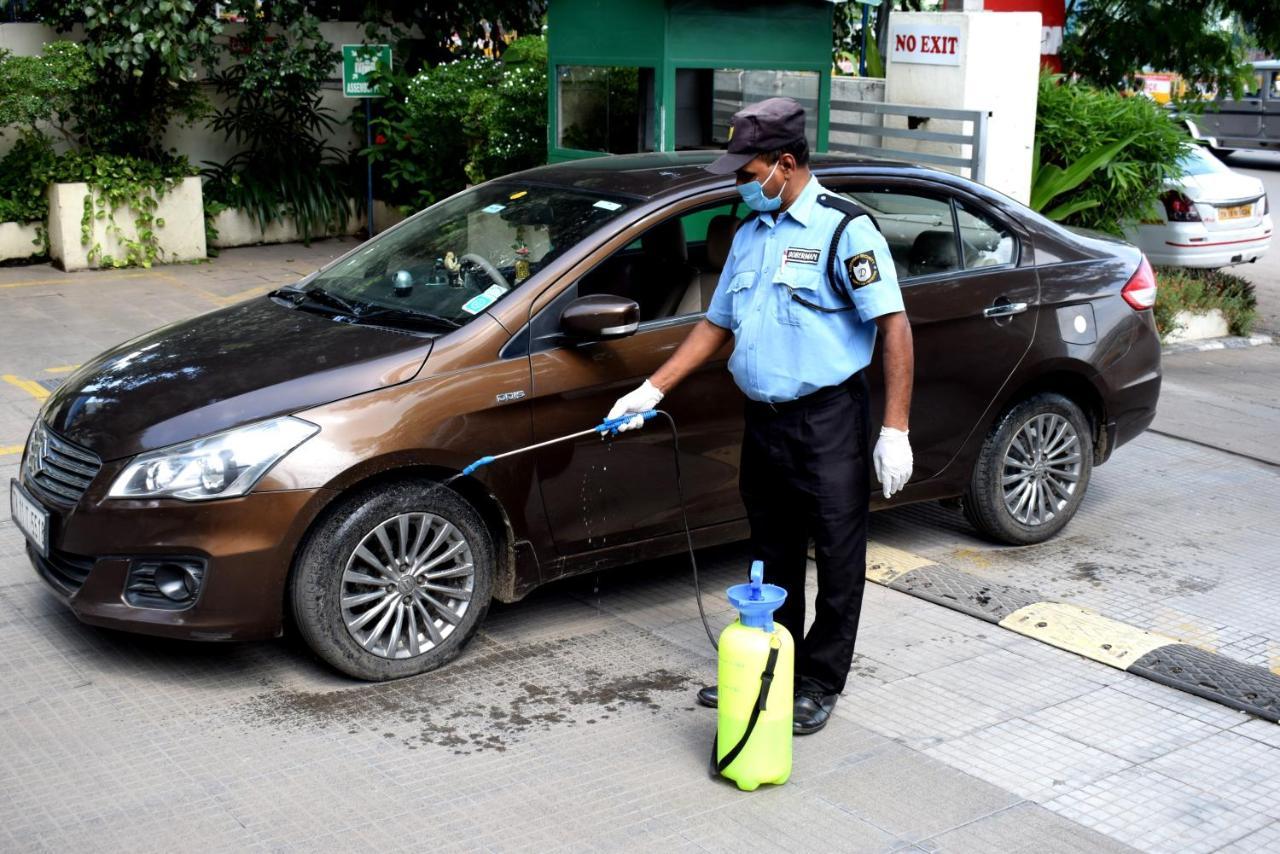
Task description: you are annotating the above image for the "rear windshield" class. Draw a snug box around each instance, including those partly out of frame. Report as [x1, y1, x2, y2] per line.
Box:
[1177, 145, 1230, 177]
[306, 183, 631, 325]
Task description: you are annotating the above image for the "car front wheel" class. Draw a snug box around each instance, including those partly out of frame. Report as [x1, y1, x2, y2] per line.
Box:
[963, 393, 1093, 545]
[291, 480, 493, 681]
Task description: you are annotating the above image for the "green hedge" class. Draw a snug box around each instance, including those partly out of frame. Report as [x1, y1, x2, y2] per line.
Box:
[1154, 266, 1257, 339]
[1035, 75, 1188, 234]
[367, 37, 549, 211]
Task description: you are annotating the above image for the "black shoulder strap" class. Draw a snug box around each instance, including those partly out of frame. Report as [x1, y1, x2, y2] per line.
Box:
[709, 643, 780, 779]
[815, 193, 882, 306]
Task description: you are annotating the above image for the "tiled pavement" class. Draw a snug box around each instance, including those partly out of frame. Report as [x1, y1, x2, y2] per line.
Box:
[2, 246, 1280, 851]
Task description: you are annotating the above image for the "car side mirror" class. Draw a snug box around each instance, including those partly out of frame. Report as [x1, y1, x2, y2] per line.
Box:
[560, 294, 640, 341]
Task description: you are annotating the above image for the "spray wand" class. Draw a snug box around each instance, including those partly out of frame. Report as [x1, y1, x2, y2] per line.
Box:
[456, 408, 719, 650]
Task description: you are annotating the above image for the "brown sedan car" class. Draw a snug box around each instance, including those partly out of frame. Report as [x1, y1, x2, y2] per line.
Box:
[11, 152, 1161, 679]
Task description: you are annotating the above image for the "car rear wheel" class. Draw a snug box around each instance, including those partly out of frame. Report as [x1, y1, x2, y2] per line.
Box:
[290, 480, 493, 681]
[963, 393, 1093, 545]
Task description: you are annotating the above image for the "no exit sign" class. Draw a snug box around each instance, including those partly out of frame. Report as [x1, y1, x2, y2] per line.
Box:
[889, 24, 962, 66]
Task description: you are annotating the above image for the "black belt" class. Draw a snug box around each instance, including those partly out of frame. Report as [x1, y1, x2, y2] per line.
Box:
[744, 372, 863, 416]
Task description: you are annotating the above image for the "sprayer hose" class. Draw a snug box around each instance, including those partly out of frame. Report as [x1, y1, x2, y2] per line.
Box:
[652, 409, 719, 652]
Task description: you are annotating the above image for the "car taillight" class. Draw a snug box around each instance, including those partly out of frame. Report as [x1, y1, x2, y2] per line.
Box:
[1122, 256, 1157, 311]
[1161, 191, 1201, 222]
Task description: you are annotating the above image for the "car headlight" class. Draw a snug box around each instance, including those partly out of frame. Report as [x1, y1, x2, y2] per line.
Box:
[109, 417, 319, 501]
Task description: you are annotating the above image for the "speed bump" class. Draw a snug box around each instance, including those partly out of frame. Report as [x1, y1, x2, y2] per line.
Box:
[863, 541, 1280, 724]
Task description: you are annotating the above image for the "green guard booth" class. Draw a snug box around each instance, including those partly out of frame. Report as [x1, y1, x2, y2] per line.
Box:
[547, 0, 837, 162]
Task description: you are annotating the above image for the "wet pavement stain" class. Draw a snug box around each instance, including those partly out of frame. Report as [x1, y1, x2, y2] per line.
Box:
[236, 630, 697, 755]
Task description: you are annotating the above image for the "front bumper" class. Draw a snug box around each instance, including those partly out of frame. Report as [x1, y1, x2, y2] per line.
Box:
[22, 480, 333, 641]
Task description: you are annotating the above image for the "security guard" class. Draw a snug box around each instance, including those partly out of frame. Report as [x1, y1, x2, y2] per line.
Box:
[607, 97, 915, 734]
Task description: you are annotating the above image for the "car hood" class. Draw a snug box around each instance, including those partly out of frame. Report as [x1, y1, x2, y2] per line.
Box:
[43, 298, 433, 461]
[1178, 171, 1265, 203]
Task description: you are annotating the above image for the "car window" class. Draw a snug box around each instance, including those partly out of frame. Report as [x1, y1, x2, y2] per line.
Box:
[305, 183, 630, 326]
[842, 190, 961, 280]
[578, 200, 739, 322]
[955, 201, 1017, 269]
[1226, 73, 1264, 100]
[1271, 72, 1280, 100]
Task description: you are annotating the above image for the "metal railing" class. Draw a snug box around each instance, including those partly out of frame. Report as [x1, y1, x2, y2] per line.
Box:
[828, 98, 988, 183]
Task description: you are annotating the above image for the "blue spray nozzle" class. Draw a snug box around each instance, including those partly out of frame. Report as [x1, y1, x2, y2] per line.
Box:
[728, 560, 786, 631]
[598, 409, 658, 436]
[459, 455, 496, 477]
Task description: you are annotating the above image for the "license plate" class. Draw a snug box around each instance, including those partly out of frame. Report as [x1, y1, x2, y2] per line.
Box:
[1219, 204, 1252, 220]
[10, 479, 49, 558]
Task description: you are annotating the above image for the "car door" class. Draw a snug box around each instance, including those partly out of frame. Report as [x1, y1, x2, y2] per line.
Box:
[1205, 72, 1264, 146]
[525, 197, 747, 561]
[1264, 70, 1280, 142]
[832, 179, 1039, 481]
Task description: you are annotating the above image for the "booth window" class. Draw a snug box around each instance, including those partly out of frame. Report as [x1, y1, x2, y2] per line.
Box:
[675, 68, 820, 150]
[557, 66, 656, 154]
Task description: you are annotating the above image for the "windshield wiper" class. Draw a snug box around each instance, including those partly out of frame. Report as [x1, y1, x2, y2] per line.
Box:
[356, 306, 462, 330]
[270, 285, 366, 317]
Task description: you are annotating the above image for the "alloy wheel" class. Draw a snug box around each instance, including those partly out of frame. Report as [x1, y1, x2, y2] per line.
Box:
[340, 512, 475, 659]
[1001, 413, 1082, 527]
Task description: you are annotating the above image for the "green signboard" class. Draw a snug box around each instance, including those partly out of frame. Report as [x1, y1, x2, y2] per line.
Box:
[342, 44, 392, 98]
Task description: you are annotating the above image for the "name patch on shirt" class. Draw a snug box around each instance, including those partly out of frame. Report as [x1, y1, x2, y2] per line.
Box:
[783, 247, 821, 266]
[845, 252, 881, 287]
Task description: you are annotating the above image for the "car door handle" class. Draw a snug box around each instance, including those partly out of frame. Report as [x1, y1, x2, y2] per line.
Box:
[982, 302, 1028, 319]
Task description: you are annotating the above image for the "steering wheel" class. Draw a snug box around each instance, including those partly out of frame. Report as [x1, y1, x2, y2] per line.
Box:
[459, 253, 510, 291]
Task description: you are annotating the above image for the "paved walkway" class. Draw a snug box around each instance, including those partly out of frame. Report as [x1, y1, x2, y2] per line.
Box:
[2, 245, 1279, 852]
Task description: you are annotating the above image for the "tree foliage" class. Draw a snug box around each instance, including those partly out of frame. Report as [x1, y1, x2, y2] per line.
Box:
[0, 42, 92, 138]
[358, 0, 544, 73]
[32, 0, 222, 157]
[1063, 1, 1280, 97]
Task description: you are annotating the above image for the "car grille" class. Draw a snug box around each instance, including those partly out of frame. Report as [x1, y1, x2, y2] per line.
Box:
[22, 422, 102, 508]
[28, 543, 96, 596]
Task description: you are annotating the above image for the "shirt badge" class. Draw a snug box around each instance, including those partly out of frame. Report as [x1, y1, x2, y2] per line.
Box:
[846, 252, 881, 287]
[783, 247, 820, 267]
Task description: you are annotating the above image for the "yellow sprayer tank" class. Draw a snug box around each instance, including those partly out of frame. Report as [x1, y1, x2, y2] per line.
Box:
[714, 560, 793, 791]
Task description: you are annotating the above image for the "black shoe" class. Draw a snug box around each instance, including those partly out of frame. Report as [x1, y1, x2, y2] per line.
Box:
[696, 685, 718, 708]
[793, 691, 838, 735]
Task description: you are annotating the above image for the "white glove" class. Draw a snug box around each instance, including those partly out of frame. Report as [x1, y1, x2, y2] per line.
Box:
[606, 379, 664, 432]
[873, 426, 913, 499]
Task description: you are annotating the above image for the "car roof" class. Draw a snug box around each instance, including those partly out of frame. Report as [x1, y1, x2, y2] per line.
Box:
[503, 150, 921, 200]
[1251, 59, 1280, 71]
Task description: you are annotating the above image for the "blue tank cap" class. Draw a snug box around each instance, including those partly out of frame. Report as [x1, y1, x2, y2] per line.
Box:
[727, 560, 787, 632]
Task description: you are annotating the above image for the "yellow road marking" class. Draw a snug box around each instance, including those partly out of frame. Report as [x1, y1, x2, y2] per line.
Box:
[865, 542, 938, 585]
[218, 282, 279, 305]
[153, 271, 226, 306]
[2, 374, 49, 400]
[0, 444, 23, 456]
[999, 602, 1173, 669]
[43, 364, 80, 374]
[0, 272, 152, 290]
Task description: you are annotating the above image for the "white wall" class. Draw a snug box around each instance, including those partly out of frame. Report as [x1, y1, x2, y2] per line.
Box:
[884, 11, 1041, 203]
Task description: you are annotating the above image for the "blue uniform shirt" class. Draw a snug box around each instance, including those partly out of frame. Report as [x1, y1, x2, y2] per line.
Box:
[706, 176, 905, 403]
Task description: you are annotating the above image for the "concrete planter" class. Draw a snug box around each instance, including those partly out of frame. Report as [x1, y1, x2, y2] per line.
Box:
[209, 200, 407, 248]
[1164, 308, 1230, 344]
[0, 221, 42, 262]
[46, 176, 206, 271]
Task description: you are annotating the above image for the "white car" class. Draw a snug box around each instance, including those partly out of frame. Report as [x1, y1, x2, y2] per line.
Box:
[1123, 144, 1272, 268]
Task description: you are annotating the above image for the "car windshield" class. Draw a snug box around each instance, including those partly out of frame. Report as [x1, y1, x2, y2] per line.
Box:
[1177, 145, 1230, 177]
[300, 183, 631, 327]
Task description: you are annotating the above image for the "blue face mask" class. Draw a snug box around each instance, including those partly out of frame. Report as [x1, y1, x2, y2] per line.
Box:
[736, 161, 786, 212]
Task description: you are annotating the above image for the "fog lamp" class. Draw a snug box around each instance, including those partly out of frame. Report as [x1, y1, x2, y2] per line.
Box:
[154, 563, 199, 602]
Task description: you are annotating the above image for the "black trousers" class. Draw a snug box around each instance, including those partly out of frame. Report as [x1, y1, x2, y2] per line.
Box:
[739, 372, 871, 697]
